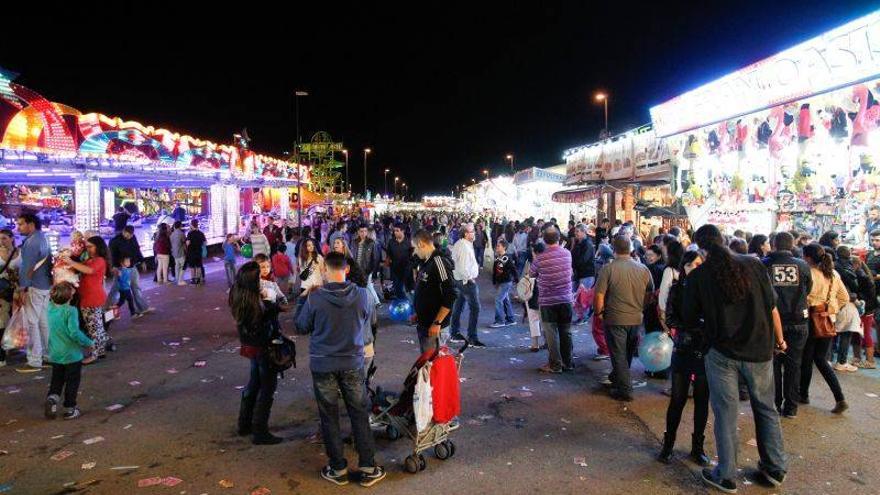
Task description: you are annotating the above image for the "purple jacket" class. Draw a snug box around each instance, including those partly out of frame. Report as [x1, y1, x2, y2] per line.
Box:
[530, 245, 573, 307]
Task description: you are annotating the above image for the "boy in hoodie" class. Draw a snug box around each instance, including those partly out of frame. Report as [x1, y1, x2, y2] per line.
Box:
[295, 252, 385, 488]
[45, 282, 94, 420]
[490, 239, 518, 328]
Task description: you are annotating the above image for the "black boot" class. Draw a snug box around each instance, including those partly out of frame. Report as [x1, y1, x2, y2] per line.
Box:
[657, 431, 675, 464]
[690, 433, 710, 466]
[252, 399, 282, 445]
[237, 391, 256, 436]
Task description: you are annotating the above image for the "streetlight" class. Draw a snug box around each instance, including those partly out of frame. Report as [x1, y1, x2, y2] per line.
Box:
[506, 154, 514, 172]
[383, 168, 390, 199]
[342, 149, 349, 195]
[483, 169, 489, 180]
[595, 92, 609, 137]
[394, 176, 399, 199]
[294, 89, 309, 227]
[363, 148, 371, 197]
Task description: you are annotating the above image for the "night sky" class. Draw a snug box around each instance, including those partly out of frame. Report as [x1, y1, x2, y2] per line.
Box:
[4, 1, 879, 197]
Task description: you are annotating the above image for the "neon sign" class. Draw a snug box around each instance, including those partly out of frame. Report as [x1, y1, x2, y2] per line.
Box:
[651, 9, 880, 137]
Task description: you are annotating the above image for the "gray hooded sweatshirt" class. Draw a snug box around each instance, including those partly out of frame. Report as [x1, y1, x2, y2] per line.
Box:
[295, 281, 373, 373]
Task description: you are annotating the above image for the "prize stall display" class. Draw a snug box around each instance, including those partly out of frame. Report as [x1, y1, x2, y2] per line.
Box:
[649, 9, 880, 238]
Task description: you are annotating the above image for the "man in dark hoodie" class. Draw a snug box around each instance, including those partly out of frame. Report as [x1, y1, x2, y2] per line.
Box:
[295, 252, 385, 487]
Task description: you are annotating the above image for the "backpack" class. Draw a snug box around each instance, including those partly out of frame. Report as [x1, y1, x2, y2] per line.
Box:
[664, 269, 685, 329]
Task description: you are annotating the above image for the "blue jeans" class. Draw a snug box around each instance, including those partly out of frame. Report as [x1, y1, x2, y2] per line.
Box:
[705, 349, 786, 481]
[494, 281, 515, 324]
[604, 324, 641, 395]
[105, 269, 148, 313]
[224, 260, 236, 288]
[312, 369, 377, 470]
[542, 303, 573, 369]
[576, 276, 595, 291]
[475, 247, 485, 268]
[450, 280, 480, 339]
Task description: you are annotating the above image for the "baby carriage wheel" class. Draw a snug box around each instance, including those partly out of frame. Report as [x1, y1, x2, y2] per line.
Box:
[404, 455, 419, 474]
[447, 440, 456, 458]
[386, 424, 400, 441]
[418, 454, 427, 471]
[434, 441, 451, 460]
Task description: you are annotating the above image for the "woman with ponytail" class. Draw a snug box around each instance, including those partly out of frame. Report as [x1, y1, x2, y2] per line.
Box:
[683, 224, 788, 493]
[800, 243, 850, 414]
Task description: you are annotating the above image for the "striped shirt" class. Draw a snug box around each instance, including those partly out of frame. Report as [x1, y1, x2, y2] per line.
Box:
[530, 244, 573, 307]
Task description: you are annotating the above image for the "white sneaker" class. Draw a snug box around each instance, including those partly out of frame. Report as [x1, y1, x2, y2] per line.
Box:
[833, 363, 857, 372]
[592, 354, 610, 361]
[143, 306, 156, 314]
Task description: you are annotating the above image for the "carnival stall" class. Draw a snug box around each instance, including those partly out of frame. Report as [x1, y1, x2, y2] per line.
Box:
[650, 9, 880, 241]
[0, 67, 308, 255]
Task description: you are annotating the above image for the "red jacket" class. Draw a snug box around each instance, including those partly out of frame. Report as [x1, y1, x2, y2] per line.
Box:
[153, 233, 171, 256]
[272, 252, 293, 278]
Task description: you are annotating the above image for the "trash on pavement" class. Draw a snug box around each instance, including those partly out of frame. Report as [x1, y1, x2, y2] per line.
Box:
[193, 361, 207, 368]
[138, 477, 163, 488]
[218, 479, 235, 488]
[81, 462, 96, 470]
[574, 457, 588, 467]
[83, 436, 105, 445]
[51, 450, 74, 461]
[746, 438, 757, 447]
[106, 404, 124, 412]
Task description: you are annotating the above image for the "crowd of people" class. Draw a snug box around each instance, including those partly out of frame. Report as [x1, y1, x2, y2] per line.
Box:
[4, 202, 880, 491]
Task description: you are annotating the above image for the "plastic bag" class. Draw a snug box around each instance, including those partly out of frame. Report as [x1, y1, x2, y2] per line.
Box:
[413, 362, 433, 432]
[1, 308, 27, 351]
[430, 348, 461, 424]
[573, 285, 594, 319]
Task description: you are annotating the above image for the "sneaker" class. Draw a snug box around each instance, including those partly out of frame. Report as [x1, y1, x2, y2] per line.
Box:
[863, 360, 877, 369]
[702, 468, 737, 493]
[781, 409, 798, 419]
[592, 354, 610, 361]
[45, 394, 60, 419]
[504, 321, 517, 326]
[599, 377, 613, 387]
[831, 400, 848, 414]
[359, 466, 386, 487]
[758, 467, 786, 487]
[449, 333, 467, 343]
[448, 418, 461, 431]
[833, 363, 857, 372]
[538, 364, 563, 374]
[321, 465, 349, 486]
[17, 365, 42, 374]
[469, 339, 487, 348]
[132, 313, 144, 320]
[143, 306, 156, 314]
[63, 407, 81, 420]
[563, 365, 576, 373]
[489, 322, 506, 329]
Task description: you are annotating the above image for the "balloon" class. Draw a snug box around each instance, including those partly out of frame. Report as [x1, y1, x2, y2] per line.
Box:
[638, 331, 673, 372]
[388, 299, 413, 322]
[241, 243, 253, 258]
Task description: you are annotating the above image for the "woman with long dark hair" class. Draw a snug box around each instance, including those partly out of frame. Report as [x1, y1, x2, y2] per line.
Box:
[231, 261, 282, 444]
[658, 250, 709, 465]
[153, 223, 172, 284]
[800, 243, 850, 414]
[657, 240, 684, 334]
[747, 234, 771, 257]
[64, 236, 111, 363]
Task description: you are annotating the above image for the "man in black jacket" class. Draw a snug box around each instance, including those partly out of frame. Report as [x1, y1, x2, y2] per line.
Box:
[412, 229, 456, 353]
[571, 223, 596, 290]
[763, 232, 812, 418]
[385, 224, 412, 301]
[106, 226, 153, 314]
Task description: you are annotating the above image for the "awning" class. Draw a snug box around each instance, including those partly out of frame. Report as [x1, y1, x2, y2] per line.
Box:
[552, 185, 603, 203]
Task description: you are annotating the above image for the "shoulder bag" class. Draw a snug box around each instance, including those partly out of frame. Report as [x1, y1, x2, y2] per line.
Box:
[809, 279, 836, 338]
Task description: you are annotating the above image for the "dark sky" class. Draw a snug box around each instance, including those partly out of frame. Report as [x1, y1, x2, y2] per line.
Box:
[4, 1, 879, 197]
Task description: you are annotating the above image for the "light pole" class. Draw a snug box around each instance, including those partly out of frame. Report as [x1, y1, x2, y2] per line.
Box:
[394, 176, 399, 199]
[363, 148, 371, 198]
[402, 182, 407, 200]
[342, 149, 349, 195]
[506, 154, 514, 172]
[595, 92, 609, 137]
[294, 90, 308, 227]
[383, 168, 390, 199]
[483, 169, 489, 181]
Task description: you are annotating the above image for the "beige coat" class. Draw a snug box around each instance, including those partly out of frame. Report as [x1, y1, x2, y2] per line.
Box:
[807, 268, 849, 316]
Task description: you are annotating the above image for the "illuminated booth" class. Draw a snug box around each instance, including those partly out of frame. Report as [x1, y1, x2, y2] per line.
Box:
[559, 124, 675, 231]
[0, 67, 307, 254]
[650, 9, 880, 240]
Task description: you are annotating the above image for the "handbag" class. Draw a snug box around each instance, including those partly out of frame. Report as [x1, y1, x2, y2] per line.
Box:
[298, 259, 315, 283]
[809, 280, 836, 338]
[266, 335, 296, 373]
[0, 246, 17, 301]
[1, 308, 27, 351]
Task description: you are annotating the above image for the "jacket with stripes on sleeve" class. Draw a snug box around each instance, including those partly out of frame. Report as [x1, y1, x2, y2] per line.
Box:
[413, 249, 457, 328]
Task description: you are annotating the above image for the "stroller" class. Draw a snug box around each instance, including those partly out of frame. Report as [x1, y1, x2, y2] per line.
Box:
[368, 342, 467, 474]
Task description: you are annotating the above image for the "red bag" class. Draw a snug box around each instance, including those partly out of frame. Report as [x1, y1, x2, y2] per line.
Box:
[430, 349, 460, 424]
